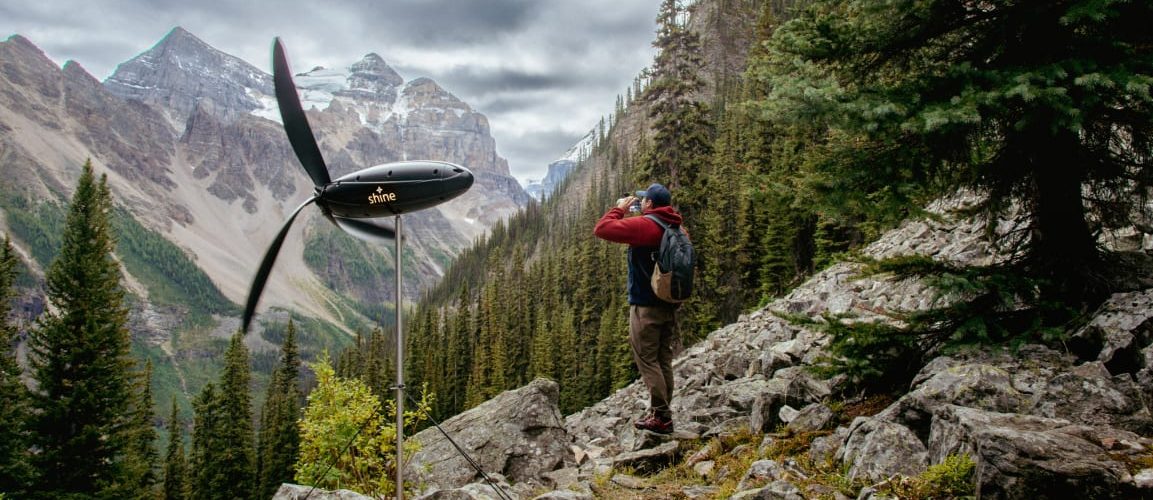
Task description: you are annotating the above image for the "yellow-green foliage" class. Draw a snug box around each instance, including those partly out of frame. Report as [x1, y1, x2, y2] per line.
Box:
[295, 352, 431, 497]
[880, 453, 976, 498]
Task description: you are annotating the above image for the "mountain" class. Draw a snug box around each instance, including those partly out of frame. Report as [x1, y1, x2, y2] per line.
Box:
[523, 129, 593, 200]
[2, 26, 527, 317]
[0, 28, 529, 410]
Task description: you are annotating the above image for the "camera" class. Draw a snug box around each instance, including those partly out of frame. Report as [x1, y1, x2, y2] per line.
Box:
[620, 193, 641, 214]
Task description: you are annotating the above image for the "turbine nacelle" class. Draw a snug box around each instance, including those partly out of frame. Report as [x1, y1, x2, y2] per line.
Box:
[321, 160, 474, 218]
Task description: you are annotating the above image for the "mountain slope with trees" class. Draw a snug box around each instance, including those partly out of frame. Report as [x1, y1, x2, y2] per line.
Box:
[375, 0, 1153, 427]
[390, 0, 842, 422]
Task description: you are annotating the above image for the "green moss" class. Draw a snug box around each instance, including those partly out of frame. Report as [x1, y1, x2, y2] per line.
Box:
[879, 453, 976, 498]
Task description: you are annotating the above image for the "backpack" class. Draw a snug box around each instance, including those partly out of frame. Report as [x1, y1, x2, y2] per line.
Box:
[644, 215, 695, 303]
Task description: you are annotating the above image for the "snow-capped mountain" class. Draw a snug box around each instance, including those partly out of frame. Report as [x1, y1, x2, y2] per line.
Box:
[524, 128, 595, 200]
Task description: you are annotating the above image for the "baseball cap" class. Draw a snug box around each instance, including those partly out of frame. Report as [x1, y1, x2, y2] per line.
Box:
[635, 183, 671, 207]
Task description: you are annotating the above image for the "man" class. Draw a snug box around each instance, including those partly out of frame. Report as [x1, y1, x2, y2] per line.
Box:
[593, 183, 683, 434]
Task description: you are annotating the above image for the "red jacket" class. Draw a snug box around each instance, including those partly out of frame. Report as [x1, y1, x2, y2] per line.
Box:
[593, 205, 684, 246]
[594, 205, 686, 306]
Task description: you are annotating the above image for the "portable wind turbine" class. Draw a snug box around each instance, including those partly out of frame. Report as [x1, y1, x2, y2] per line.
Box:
[241, 38, 474, 498]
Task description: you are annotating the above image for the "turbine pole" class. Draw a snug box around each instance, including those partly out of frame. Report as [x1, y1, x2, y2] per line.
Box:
[395, 214, 405, 500]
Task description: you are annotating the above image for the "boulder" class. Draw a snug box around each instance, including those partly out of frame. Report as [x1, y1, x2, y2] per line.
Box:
[1068, 289, 1153, 374]
[272, 484, 373, 499]
[928, 405, 1144, 498]
[735, 459, 786, 490]
[409, 378, 569, 490]
[875, 363, 1025, 442]
[786, 403, 836, 433]
[1028, 369, 1153, 434]
[611, 440, 680, 474]
[837, 417, 929, 480]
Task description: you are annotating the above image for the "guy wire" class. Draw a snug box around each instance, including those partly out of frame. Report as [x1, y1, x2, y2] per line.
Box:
[402, 389, 515, 500]
[301, 401, 379, 500]
[300, 385, 515, 500]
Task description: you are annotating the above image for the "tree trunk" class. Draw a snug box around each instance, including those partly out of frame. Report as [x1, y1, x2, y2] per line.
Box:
[1029, 131, 1099, 305]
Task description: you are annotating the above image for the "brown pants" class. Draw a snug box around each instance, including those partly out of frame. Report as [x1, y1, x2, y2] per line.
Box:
[629, 305, 678, 419]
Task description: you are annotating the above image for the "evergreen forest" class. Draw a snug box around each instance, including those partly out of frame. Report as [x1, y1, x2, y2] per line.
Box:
[1, 0, 1151, 497]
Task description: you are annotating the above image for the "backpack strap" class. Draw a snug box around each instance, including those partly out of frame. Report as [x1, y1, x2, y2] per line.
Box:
[643, 215, 666, 263]
[644, 214, 675, 230]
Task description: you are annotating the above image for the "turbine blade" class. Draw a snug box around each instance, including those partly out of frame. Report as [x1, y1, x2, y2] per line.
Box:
[273, 38, 332, 187]
[333, 216, 398, 244]
[241, 197, 317, 333]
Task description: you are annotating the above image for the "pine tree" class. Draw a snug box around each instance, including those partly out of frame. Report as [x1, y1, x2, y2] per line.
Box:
[218, 333, 257, 498]
[447, 284, 473, 415]
[25, 161, 146, 498]
[752, 0, 1153, 308]
[188, 333, 256, 499]
[0, 237, 33, 495]
[257, 321, 303, 499]
[189, 383, 222, 500]
[124, 360, 160, 498]
[163, 398, 188, 500]
[638, 0, 715, 223]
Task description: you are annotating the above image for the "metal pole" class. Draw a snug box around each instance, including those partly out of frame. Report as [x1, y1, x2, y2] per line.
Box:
[395, 215, 404, 500]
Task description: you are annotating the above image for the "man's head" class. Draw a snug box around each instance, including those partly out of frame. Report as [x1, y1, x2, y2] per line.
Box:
[636, 183, 671, 207]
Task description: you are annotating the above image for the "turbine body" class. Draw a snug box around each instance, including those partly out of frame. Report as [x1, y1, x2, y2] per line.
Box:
[323, 161, 475, 218]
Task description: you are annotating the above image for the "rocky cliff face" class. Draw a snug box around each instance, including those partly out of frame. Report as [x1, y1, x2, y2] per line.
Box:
[105, 27, 273, 127]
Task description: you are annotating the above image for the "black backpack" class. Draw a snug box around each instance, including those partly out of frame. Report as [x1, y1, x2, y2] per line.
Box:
[644, 215, 695, 303]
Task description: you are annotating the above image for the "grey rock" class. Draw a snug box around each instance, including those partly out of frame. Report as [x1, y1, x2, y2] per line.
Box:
[681, 485, 720, 498]
[531, 490, 592, 500]
[1069, 289, 1153, 374]
[409, 379, 569, 490]
[838, 417, 928, 480]
[730, 480, 804, 500]
[273, 484, 373, 499]
[1028, 370, 1153, 434]
[787, 403, 836, 433]
[735, 459, 786, 490]
[764, 480, 804, 500]
[808, 426, 849, 464]
[778, 405, 799, 423]
[876, 363, 1025, 442]
[539, 467, 579, 490]
[457, 477, 520, 500]
[928, 405, 1141, 498]
[610, 473, 648, 489]
[414, 490, 477, 500]
[692, 459, 716, 479]
[612, 441, 679, 474]
[1135, 468, 1153, 489]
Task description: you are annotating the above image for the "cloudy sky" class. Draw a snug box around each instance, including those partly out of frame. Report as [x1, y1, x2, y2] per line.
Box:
[0, 0, 660, 185]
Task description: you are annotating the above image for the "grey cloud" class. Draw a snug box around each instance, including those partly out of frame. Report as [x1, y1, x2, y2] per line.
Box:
[324, 0, 541, 47]
[0, 0, 655, 183]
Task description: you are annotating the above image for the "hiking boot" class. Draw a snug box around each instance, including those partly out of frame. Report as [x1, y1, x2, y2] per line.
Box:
[633, 414, 674, 434]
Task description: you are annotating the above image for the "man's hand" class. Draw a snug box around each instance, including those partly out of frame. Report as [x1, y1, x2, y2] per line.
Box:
[616, 196, 637, 211]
